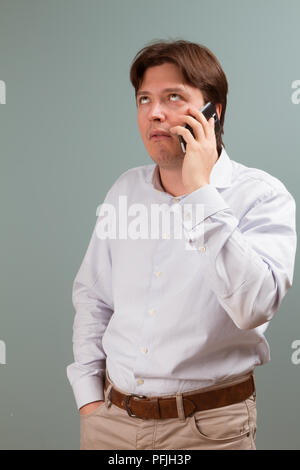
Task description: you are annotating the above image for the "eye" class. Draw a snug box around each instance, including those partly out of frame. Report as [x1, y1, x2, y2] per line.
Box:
[138, 93, 183, 105]
[169, 93, 181, 101]
[138, 96, 149, 104]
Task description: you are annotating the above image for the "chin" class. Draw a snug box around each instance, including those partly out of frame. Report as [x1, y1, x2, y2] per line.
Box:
[149, 152, 184, 168]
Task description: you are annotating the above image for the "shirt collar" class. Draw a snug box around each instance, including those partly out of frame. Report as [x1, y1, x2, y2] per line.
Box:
[146, 146, 233, 192]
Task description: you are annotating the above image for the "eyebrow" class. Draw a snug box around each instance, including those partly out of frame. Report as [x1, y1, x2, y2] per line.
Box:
[136, 87, 189, 97]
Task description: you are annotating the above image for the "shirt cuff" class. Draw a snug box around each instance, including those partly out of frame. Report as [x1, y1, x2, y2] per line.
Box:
[179, 184, 230, 233]
[71, 375, 105, 410]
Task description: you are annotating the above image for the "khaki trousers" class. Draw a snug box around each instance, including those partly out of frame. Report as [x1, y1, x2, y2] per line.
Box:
[80, 372, 257, 450]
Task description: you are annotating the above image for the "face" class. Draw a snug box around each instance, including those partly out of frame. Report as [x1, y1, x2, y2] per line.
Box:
[137, 62, 206, 169]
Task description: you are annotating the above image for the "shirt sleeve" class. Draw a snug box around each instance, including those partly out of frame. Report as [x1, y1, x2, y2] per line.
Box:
[181, 183, 297, 330]
[66, 188, 114, 410]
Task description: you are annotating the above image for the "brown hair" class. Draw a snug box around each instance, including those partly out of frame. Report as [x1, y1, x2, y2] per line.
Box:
[129, 39, 228, 156]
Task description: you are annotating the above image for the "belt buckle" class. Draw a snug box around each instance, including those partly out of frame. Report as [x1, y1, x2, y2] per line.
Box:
[125, 393, 147, 418]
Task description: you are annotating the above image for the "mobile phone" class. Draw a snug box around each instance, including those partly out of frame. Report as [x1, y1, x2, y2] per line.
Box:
[179, 102, 221, 153]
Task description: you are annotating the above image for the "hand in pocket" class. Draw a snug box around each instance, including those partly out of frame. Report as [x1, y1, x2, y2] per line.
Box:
[79, 400, 105, 416]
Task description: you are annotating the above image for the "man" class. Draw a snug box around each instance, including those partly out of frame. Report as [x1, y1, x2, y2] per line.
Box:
[66, 40, 297, 450]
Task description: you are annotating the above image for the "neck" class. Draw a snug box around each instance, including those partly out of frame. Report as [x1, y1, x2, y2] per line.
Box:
[158, 166, 187, 197]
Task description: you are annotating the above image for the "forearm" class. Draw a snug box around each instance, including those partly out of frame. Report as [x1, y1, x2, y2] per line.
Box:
[67, 295, 113, 409]
[67, 211, 114, 409]
[183, 184, 296, 330]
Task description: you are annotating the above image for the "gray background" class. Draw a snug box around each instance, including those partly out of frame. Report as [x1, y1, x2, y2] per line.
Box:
[0, 0, 299, 450]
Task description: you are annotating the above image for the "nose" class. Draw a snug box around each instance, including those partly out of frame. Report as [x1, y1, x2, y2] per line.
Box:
[148, 102, 166, 122]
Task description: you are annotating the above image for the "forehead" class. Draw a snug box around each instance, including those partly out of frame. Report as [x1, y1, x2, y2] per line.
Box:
[138, 63, 185, 90]
[136, 62, 204, 102]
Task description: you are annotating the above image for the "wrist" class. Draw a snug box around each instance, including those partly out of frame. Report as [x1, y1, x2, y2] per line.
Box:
[184, 182, 209, 194]
[79, 400, 104, 415]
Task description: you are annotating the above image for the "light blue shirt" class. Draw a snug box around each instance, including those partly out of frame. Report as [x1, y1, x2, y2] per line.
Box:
[66, 147, 297, 410]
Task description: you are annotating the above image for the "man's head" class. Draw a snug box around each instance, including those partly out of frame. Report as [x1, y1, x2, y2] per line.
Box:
[129, 39, 228, 168]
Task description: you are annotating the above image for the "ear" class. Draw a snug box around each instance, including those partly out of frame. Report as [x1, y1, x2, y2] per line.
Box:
[216, 103, 222, 120]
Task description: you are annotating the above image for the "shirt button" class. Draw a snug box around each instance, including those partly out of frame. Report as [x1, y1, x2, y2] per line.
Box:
[155, 271, 162, 277]
[199, 246, 206, 252]
[137, 379, 144, 385]
[184, 211, 191, 220]
[162, 233, 170, 239]
[173, 198, 180, 203]
[141, 347, 148, 354]
[149, 308, 156, 315]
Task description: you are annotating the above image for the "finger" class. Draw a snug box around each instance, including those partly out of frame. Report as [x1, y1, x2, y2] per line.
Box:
[208, 117, 216, 138]
[178, 114, 205, 142]
[187, 106, 211, 139]
[170, 125, 195, 147]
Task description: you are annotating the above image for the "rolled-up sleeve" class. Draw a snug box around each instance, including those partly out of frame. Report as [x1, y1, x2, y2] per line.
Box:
[183, 184, 297, 330]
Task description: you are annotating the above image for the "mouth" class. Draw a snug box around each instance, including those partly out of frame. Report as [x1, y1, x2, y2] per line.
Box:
[150, 129, 172, 140]
[150, 135, 172, 141]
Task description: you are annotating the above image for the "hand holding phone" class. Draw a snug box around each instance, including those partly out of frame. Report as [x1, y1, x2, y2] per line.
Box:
[179, 102, 220, 153]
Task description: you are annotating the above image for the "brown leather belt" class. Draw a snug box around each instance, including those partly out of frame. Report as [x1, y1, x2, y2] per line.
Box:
[104, 374, 256, 420]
